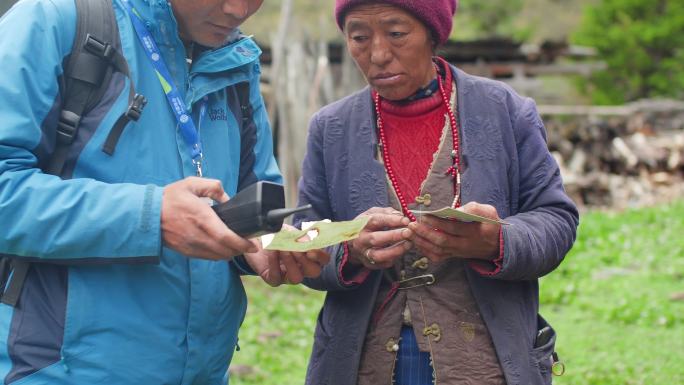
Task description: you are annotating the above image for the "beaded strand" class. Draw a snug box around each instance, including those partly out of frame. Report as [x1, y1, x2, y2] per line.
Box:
[374, 68, 461, 223]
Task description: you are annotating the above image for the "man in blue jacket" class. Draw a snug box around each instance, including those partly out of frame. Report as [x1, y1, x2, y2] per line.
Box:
[0, 0, 328, 384]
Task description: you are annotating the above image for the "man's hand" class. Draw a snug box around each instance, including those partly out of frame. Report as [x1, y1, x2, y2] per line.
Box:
[408, 202, 501, 263]
[161, 177, 257, 260]
[243, 228, 330, 287]
[348, 207, 413, 270]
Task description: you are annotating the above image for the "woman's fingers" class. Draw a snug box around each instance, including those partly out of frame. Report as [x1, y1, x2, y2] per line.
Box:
[304, 249, 331, 266]
[409, 205, 502, 261]
[364, 227, 412, 248]
[363, 213, 410, 231]
[417, 215, 464, 236]
[293, 250, 328, 278]
[410, 233, 451, 261]
[407, 221, 463, 261]
[416, 202, 501, 237]
[460, 202, 500, 219]
[365, 240, 413, 266]
[279, 252, 304, 284]
[408, 221, 459, 248]
[362, 207, 404, 216]
[350, 227, 412, 265]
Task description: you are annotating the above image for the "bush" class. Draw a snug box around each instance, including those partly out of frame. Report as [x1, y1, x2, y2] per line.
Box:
[573, 0, 684, 104]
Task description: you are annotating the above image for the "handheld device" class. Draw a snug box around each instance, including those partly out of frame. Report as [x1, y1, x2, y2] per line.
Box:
[212, 181, 312, 239]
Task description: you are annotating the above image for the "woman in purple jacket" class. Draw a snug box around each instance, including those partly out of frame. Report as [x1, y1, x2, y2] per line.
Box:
[294, 1, 579, 384]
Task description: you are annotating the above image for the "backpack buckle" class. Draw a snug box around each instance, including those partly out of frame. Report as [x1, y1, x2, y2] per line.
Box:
[125, 94, 147, 121]
[84, 33, 114, 60]
[57, 110, 81, 145]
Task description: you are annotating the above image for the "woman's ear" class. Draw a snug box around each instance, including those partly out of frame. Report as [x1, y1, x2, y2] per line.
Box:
[429, 31, 438, 52]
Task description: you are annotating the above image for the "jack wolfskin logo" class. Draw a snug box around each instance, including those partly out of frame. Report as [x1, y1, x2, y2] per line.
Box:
[209, 108, 228, 121]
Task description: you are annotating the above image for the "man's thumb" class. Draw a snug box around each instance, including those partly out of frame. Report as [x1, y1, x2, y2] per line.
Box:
[187, 177, 230, 203]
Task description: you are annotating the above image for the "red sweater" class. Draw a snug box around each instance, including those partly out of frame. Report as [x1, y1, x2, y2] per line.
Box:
[379, 70, 452, 201]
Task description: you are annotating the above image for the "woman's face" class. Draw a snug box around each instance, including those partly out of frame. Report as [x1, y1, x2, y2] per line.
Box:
[343, 4, 436, 101]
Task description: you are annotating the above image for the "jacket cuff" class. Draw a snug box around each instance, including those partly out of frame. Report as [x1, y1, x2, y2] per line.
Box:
[468, 227, 504, 277]
[232, 255, 257, 276]
[338, 242, 371, 286]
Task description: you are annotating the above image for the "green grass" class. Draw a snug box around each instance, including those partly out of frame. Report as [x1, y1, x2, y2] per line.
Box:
[541, 201, 684, 385]
[230, 201, 684, 385]
[229, 281, 323, 384]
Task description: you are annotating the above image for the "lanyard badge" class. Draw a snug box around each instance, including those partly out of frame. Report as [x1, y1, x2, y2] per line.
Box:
[122, 0, 206, 176]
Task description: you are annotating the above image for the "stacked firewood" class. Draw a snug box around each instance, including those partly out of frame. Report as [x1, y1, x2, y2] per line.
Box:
[540, 100, 684, 209]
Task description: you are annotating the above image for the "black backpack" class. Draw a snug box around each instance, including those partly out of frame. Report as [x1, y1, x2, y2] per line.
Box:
[0, 0, 253, 306]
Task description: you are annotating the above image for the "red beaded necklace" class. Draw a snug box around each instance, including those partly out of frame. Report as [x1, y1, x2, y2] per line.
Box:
[374, 66, 462, 222]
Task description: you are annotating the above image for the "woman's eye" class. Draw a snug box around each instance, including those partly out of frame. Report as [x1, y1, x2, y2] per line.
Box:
[351, 35, 369, 43]
[390, 31, 407, 38]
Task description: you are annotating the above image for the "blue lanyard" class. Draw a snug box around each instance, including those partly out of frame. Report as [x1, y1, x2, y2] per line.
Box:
[122, 0, 206, 176]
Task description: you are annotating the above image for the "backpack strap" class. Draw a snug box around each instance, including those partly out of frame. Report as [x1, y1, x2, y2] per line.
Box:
[235, 82, 258, 191]
[102, 93, 147, 155]
[0, 258, 12, 296]
[236, 82, 253, 126]
[0, 260, 30, 307]
[52, 0, 145, 165]
[50, 0, 113, 174]
[231, 81, 258, 276]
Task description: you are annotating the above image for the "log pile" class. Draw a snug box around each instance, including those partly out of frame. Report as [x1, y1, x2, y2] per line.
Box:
[541, 100, 684, 210]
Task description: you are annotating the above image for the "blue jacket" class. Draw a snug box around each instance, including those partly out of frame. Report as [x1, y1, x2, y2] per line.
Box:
[295, 67, 579, 385]
[0, 0, 281, 384]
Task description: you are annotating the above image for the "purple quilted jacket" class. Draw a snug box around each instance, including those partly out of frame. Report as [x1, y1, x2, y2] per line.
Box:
[294, 66, 579, 385]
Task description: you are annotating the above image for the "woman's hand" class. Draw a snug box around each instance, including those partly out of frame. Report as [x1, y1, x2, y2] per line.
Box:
[408, 202, 501, 263]
[348, 207, 413, 269]
[243, 225, 331, 287]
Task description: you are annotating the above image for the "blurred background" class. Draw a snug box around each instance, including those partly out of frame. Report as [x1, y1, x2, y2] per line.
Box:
[2, 0, 683, 384]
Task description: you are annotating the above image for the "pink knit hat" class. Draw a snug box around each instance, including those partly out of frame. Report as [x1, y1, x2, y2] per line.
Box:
[335, 0, 458, 45]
